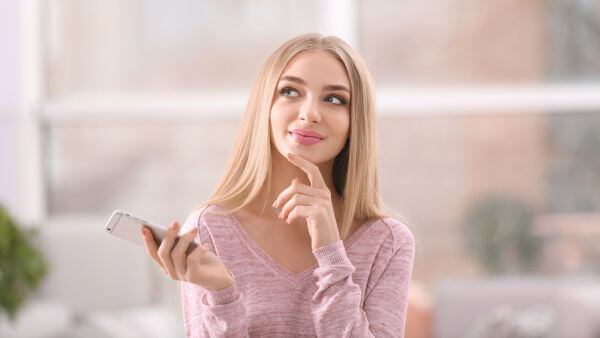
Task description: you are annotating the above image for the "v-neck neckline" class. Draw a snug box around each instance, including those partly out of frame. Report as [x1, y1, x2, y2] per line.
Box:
[212, 204, 381, 287]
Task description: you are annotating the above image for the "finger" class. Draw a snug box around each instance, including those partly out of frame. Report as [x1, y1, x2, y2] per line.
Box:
[280, 194, 320, 223]
[171, 227, 199, 278]
[185, 244, 212, 274]
[286, 153, 326, 189]
[273, 178, 318, 208]
[286, 205, 314, 225]
[140, 226, 167, 273]
[157, 221, 180, 280]
[186, 244, 211, 263]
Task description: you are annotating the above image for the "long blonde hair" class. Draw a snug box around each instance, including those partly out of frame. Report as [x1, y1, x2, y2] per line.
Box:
[195, 33, 389, 240]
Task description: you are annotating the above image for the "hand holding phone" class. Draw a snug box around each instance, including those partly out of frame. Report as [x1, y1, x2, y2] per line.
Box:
[140, 220, 234, 291]
[104, 210, 198, 253]
[104, 210, 234, 291]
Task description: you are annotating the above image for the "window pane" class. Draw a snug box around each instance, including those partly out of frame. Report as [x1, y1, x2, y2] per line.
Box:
[45, 0, 319, 98]
[375, 111, 600, 280]
[46, 120, 239, 221]
[359, 0, 600, 85]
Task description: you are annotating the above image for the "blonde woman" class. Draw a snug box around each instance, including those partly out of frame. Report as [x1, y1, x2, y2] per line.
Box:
[141, 33, 415, 337]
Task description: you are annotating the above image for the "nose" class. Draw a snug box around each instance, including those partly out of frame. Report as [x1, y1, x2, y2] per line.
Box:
[299, 96, 321, 123]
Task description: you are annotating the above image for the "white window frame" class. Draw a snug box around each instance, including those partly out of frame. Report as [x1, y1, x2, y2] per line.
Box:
[18, 0, 44, 226]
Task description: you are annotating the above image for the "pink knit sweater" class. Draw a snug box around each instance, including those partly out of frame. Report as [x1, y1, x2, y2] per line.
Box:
[179, 204, 415, 337]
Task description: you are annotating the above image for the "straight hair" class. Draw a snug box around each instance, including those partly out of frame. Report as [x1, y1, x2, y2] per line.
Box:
[195, 33, 392, 240]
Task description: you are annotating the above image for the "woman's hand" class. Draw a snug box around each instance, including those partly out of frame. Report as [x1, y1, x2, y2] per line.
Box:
[272, 152, 341, 250]
[140, 221, 234, 291]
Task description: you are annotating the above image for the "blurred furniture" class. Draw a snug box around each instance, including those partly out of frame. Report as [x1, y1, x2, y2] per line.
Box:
[406, 280, 434, 338]
[0, 215, 183, 337]
[435, 277, 600, 338]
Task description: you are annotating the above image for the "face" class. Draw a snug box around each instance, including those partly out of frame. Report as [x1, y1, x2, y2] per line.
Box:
[270, 50, 351, 165]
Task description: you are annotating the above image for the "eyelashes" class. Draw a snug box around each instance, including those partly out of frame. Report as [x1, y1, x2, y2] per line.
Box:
[280, 87, 299, 97]
[279, 87, 347, 105]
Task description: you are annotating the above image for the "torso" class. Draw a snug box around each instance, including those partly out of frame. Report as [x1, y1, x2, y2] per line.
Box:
[230, 204, 372, 275]
[232, 207, 319, 274]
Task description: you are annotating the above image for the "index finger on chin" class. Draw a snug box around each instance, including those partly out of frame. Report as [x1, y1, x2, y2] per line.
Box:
[286, 153, 326, 189]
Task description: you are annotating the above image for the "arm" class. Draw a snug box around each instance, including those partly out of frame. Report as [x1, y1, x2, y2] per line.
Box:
[310, 228, 415, 337]
[179, 209, 250, 338]
[180, 280, 248, 338]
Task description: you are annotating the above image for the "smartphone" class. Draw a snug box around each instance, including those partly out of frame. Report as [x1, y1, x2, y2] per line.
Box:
[104, 210, 198, 254]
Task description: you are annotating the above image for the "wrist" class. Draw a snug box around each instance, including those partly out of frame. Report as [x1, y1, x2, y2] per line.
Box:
[203, 279, 238, 305]
[204, 271, 234, 291]
[312, 236, 340, 251]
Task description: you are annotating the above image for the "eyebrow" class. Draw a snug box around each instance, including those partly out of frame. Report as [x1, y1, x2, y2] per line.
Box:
[279, 75, 350, 94]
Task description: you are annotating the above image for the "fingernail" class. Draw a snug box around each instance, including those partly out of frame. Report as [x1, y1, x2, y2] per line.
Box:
[272, 200, 278, 208]
[170, 222, 178, 229]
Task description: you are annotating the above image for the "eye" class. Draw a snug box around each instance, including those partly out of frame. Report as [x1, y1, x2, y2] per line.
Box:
[280, 87, 299, 97]
[325, 95, 347, 105]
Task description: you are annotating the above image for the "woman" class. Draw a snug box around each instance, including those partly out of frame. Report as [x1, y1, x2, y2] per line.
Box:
[141, 33, 415, 337]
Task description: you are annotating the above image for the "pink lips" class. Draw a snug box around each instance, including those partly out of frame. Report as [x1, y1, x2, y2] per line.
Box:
[289, 129, 324, 145]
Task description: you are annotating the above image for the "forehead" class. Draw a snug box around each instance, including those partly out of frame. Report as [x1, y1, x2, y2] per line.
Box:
[279, 50, 350, 88]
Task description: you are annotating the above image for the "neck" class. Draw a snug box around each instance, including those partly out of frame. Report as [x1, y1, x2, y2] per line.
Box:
[248, 150, 344, 221]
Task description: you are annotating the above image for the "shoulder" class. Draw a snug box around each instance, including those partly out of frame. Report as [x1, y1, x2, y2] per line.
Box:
[351, 216, 414, 256]
[381, 217, 415, 250]
[374, 217, 416, 254]
[180, 204, 234, 248]
[181, 203, 236, 233]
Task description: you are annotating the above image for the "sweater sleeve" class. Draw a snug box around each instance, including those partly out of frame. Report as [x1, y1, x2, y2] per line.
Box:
[179, 208, 250, 338]
[310, 226, 415, 337]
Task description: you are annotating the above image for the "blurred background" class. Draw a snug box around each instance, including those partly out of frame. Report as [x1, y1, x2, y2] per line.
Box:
[1, 0, 600, 337]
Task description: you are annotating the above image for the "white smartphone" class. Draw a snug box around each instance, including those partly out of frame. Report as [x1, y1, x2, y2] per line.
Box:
[104, 209, 198, 254]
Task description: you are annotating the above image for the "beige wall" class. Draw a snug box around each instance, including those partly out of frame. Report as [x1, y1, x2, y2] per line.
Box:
[379, 113, 547, 285]
[360, 0, 547, 85]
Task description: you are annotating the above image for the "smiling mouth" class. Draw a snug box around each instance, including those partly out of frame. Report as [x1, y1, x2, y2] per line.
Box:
[289, 132, 321, 139]
[288, 132, 324, 145]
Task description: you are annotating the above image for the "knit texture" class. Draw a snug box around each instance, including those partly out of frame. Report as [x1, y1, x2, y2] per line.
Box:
[179, 204, 415, 337]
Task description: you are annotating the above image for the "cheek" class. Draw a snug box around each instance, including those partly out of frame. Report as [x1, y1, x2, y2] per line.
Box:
[270, 101, 296, 128]
[269, 107, 289, 143]
[332, 111, 350, 138]
[269, 108, 283, 131]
